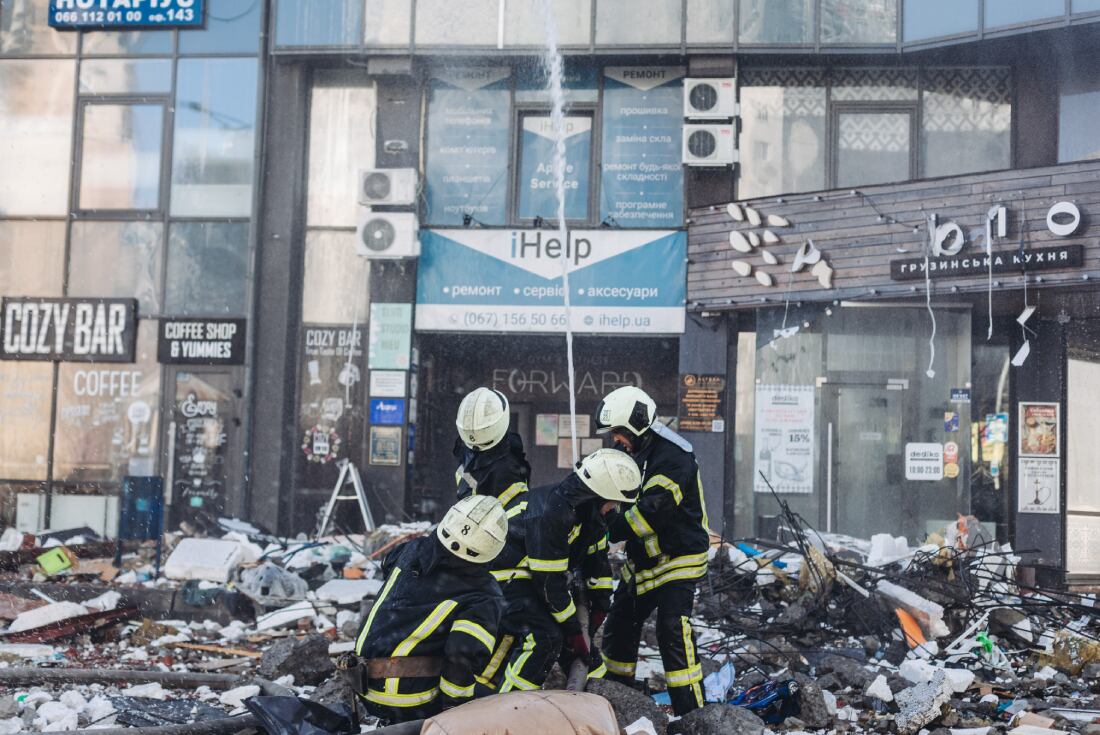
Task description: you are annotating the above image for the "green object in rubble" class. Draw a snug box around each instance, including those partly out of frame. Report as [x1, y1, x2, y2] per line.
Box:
[36, 547, 73, 575]
[976, 632, 994, 654]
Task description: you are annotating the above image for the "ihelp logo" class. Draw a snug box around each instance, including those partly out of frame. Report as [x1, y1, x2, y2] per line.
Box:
[509, 230, 592, 268]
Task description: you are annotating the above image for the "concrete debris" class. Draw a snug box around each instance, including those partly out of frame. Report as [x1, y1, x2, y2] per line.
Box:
[8, 601, 87, 633]
[876, 580, 951, 638]
[586, 679, 669, 734]
[218, 684, 260, 709]
[667, 703, 766, 735]
[895, 670, 952, 734]
[123, 683, 168, 700]
[238, 562, 309, 604]
[258, 634, 335, 685]
[625, 716, 661, 735]
[315, 578, 383, 604]
[865, 674, 894, 702]
[164, 538, 244, 583]
[255, 600, 316, 632]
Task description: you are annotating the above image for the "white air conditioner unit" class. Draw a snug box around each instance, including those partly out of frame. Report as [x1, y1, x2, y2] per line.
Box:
[684, 78, 738, 119]
[682, 124, 737, 166]
[355, 212, 420, 258]
[358, 168, 418, 206]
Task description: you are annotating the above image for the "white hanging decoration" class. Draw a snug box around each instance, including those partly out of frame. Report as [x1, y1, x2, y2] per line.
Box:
[729, 231, 753, 253]
[791, 240, 822, 272]
[811, 260, 833, 289]
[727, 203, 745, 221]
[766, 214, 790, 227]
[1046, 201, 1080, 237]
[761, 250, 779, 266]
[924, 214, 937, 379]
[984, 206, 1002, 340]
[1017, 306, 1035, 326]
[755, 270, 774, 287]
[1011, 340, 1032, 367]
[748, 232, 761, 247]
[746, 206, 762, 226]
[731, 260, 752, 276]
[762, 230, 780, 244]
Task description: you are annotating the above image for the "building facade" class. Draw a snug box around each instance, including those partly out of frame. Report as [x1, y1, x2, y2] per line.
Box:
[2, 0, 1099, 584]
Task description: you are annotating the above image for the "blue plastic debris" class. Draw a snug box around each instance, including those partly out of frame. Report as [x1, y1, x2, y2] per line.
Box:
[728, 679, 800, 724]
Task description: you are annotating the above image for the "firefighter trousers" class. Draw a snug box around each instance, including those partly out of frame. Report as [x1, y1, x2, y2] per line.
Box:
[494, 592, 564, 692]
[596, 579, 704, 716]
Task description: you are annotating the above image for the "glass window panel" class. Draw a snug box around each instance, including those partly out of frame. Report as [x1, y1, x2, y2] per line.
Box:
[821, 0, 897, 44]
[687, 0, 734, 45]
[68, 221, 163, 315]
[1, 0, 77, 55]
[170, 58, 258, 217]
[166, 222, 250, 317]
[415, 0, 497, 45]
[79, 104, 164, 211]
[275, 0, 362, 46]
[903, 0, 977, 41]
[1068, 358, 1100, 513]
[836, 111, 911, 187]
[515, 58, 598, 103]
[0, 220, 65, 297]
[307, 73, 376, 228]
[739, 0, 814, 44]
[505, 0, 591, 47]
[596, 0, 681, 44]
[79, 59, 172, 95]
[921, 68, 1011, 178]
[0, 363, 53, 481]
[302, 230, 370, 324]
[54, 320, 160, 484]
[1060, 89, 1100, 162]
[517, 113, 592, 221]
[738, 69, 826, 198]
[1074, 0, 1100, 13]
[0, 60, 74, 217]
[831, 68, 917, 101]
[985, 0, 1064, 28]
[80, 29, 174, 55]
[365, 0, 412, 45]
[179, 0, 263, 53]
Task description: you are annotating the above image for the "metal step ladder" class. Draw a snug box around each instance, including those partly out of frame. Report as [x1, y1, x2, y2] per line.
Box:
[316, 459, 376, 538]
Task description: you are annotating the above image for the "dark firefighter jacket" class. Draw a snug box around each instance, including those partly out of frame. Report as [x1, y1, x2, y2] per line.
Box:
[454, 432, 531, 517]
[491, 474, 614, 633]
[607, 422, 711, 595]
[354, 535, 504, 712]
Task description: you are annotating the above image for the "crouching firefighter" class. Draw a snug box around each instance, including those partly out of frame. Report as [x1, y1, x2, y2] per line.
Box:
[351, 495, 508, 724]
[487, 449, 642, 693]
[454, 387, 531, 518]
[590, 386, 711, 716]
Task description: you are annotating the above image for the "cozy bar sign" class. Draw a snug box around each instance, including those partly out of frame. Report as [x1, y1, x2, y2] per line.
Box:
[48, 0, 205, 30]
[0, 298, 138, 362]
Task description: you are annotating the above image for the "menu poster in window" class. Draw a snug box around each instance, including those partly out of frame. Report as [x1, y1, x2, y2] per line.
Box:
[1017, 457, 1059, 514]
[171, 373, 231, 522]
[753, 384, 815, 494]
[517, 114, 591, 221]
[370, 426, 402, 466]
[600, 67, 685, 228]
[425, 68, 511, 226]
[1019, 402, 1060, 457]
[368, 303, 412, 370]
[678, 373, 726, 433]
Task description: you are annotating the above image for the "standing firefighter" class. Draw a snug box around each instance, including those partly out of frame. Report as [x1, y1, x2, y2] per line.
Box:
[454, 387, 531, 517]
[487, 449, 642, 693]
[353, 495, 508, 724]
[591, 386, 711, 716]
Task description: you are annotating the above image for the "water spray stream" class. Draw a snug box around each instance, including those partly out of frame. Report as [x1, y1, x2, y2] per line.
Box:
[540, 0, 579, 464]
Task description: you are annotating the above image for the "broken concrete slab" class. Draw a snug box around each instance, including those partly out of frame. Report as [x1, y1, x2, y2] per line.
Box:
[314, 578, 383, 605]
[8, 601, 87, 633]
[667, 704, 766, 735]
[255, 600, 316, 632]
[164, 538, 244, 583]
[876, 580, 950, 638]
[895, 669, 952, 734]
[796, 682, 831, 729]
[586, 679, 668, 735]
[865, 674, 894, 702]
[258, 634, 335, 685]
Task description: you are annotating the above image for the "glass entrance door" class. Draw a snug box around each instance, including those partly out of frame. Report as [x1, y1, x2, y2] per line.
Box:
[1067, 319, 1100, 578]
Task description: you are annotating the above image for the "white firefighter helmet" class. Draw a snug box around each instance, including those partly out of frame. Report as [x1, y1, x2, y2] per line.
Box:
[456, 387, 510, 450]
[593, 386, 657, 437]
[436, 494, 509, 564]
[575, 448, 643, 503]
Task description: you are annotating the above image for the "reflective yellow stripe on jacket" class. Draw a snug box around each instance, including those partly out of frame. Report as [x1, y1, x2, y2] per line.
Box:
[355, 567, 402, 655]
[644, 474, 683, 505]
[362, 687, 439, 708]
[451, 619, 495, 652]
[629, 552, 709, 595]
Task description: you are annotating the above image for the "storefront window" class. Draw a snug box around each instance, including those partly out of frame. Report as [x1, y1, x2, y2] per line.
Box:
[78, 103, 164, 211]
[921, 68, 1011, 178]
[831, 67, 917, 101]
[984, 0, 1065, 28]
[1067, 321, 1100, 576]
[0, 220, 65, 296]
[69, 221, 163, 315]
[0, 363, 53, 481]
[903, 0, 978, 42]
[516, 112, 592, 222]
[275, 0, 361, 47]
[307, 73, 376, 229]
[79, 59, 172, 95]
[821, 0, 897, 44]
[835, 110, 912, 187]
[165, 222, 250, 317]
[302, 230, 370, 324]
[739, 0, 814, 45]
[53, 321, 160, 484]
[365, 0, 412, 46]
[0, 60, 75, 217]
[686, 0, 734, 45]
[738, 69, 826, 199]
[416, 0, 498, 45]
[0, 0, 77, 55]
[596, 0, 681, 45]
[80, 29, 174, 56]
[170, 57, 258, 217]
[505, 0, 591, 47]
[1074, 0, 1100, 13]
[179, 0, 263, 54]
[1059, 67, 1100, 162]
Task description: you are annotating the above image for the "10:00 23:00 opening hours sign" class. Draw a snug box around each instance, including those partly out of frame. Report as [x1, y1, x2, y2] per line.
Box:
[49, 0, 205, 30]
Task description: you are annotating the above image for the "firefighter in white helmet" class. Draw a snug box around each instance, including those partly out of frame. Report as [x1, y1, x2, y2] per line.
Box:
[589, 385, 711, 716]
[353, 495, 508, 724]
[454, 387, 531, 518]
[483, 449, 642, 693]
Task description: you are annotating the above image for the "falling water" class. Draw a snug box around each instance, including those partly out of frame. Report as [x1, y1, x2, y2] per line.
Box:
[540, 0, 579, 464]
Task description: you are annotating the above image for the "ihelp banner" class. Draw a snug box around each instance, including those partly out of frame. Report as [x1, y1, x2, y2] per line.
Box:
[416, 229, 686, 334]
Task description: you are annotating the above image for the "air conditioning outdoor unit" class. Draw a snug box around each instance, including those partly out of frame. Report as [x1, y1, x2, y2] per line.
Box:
[355, 212, 420, 258]
[682, 124, 737, 166]
[684, 78, 738, 119]
[358, 168, 418, 206]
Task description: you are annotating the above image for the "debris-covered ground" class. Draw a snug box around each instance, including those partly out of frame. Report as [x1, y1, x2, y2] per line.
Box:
[1, 511, 1097, 734]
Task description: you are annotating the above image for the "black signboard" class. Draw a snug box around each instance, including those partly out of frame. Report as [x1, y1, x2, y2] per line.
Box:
[890, 245, 1084, 281]
[158, 318, 246, 366]
[48, 0, 205, 30]
[678, 373, 726, 433]
[0, 297, 137, 362]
